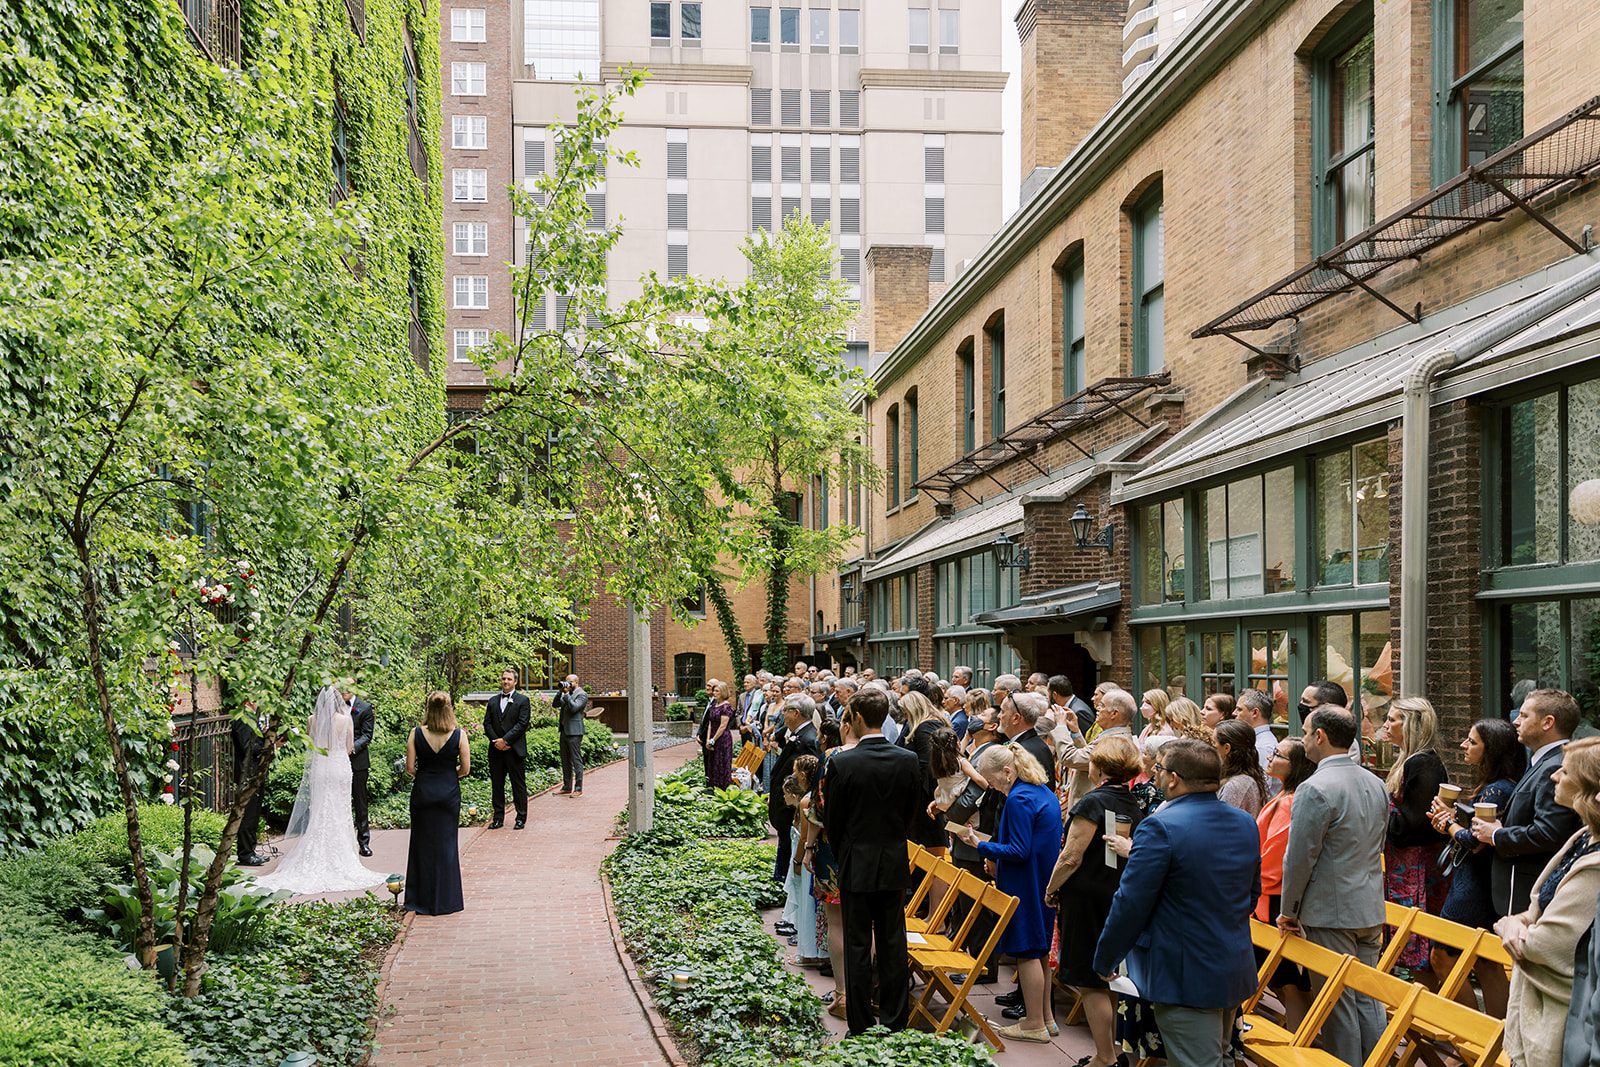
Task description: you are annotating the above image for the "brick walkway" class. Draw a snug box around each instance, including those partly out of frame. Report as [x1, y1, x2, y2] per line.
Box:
[374, 746, 694, 1067]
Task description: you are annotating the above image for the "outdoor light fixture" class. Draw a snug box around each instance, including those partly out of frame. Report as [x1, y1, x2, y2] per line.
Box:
[1572, 478, 1600, 525]
[840, 574, 864, 604]
[670, 969, 695, 991]
[1069, 503, 1115, 554]
[385, 874, 404, 910]
[991, 532, 1031, 571]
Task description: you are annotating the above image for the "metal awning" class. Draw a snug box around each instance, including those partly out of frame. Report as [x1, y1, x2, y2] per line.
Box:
[912, 374, 1170, 500]
[814, 625, 866, 645]
[1194, 94, 1600, 359]
[974, 581, 1122, 630]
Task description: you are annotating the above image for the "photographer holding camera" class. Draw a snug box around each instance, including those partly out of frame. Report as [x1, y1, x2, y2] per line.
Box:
[554, 674, 591, 797]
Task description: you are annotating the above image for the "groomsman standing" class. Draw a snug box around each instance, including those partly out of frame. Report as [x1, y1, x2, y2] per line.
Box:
[342, 680, 376, 857]
[486, 668, 531, 829]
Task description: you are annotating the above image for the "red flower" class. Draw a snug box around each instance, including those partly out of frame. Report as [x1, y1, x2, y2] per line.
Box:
[162, 784, 175, 794]
[170, 742, 181, 752]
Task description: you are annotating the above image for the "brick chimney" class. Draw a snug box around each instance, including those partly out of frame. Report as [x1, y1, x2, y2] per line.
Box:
[1016, 0, 1125, 179]
[864, 244, 934, 357]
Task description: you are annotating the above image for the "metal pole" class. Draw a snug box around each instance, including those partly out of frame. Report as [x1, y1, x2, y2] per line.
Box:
[626, 604, 654, 834]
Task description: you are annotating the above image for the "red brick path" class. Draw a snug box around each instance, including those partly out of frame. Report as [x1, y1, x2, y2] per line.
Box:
[374, 746, 694, 1066]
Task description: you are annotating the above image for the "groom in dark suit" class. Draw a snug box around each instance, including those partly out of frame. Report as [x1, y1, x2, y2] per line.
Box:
[486, 668, 532, 829]
[341, 681, 376, 857]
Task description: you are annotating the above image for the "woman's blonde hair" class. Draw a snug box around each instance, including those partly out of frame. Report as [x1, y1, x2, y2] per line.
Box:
[966, 687, 992, 716]
[1561, 737, 1600, 834]
[1385, 696, 1443, 794]
[1142, 688, 1171, 727]
[1165, 696, 1206, 740]
[972, 740, 1049, 787]
[900, 691, 941, 733]
[424, 691, 457, 732]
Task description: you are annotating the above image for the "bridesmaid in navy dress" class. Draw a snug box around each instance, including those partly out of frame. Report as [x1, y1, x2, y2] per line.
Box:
[404, 691, 469, 916]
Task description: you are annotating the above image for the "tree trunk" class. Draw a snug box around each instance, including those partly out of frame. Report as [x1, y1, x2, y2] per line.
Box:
[762, 516, 790, 675]
[74, 537, 159, 968]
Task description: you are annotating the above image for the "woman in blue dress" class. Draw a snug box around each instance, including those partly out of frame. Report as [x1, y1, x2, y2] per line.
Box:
[953, 741, 1063, 1044]
[1427, 717, 1527, 1016]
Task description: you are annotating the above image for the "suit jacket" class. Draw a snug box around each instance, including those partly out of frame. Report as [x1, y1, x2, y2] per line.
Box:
[349, 697, 375, 771]
[1279, 753, 1387, 929]
[768, 722, 820, 819]
[819, 735, 923, 893]
[485, 691, 532, 757]
[1494, 740, 1580, 916]
[231, 715, 265, 785]
[1059, 725, 1132, 811]
[1012, 727, 1058, 791]
[1562, 883, 1600, 1067]
[1093, 791, 1262, 1009]
[1068, 695, 1096, 735]
[554, 686, 590, 738]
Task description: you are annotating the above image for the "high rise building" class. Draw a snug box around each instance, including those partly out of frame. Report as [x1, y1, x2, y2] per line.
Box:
[438, 1, 1008, 692]
[1122, 0, 1212, 92]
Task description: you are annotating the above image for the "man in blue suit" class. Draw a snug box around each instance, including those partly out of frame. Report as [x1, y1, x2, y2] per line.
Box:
[1094, 738, 1261, 1067]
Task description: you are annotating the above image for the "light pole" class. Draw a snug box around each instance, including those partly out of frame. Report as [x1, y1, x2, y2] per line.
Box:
[626, 604, 654, 833]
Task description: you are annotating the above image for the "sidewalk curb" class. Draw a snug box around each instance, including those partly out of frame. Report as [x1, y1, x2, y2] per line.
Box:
[600, 869, 692, 1067]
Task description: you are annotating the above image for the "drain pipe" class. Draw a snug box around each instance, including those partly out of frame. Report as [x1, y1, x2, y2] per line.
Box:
[1398, 256, 1600, 698]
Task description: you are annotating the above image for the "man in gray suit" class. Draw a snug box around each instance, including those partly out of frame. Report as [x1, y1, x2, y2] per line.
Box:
[1277, 706, 1387, 1067]
[554, 673, 590, 796]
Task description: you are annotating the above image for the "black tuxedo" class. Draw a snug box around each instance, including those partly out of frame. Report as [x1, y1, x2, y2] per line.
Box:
[553, 686, 589, 792]
[231, 714, 266, 861]
[1011, 726, 1058, 791]
[818, 734, 923, 1035]
[1492, 740, 1579, 915]
[348, 697, 375, 848]
[485, 690, 532, 820]
[768, 722, 820, 880]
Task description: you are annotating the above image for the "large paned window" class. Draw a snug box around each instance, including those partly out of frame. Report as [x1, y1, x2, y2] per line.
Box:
[934, 550, 1019, 629]
[906, 390, 919, 497]
[959, 342, 976, 453]
[674, 652, 706, 697]
[1315, 438, 1390, 586]
[1433, 0, 1524, 182]
[751, 6, 771, 44]
[780, 6, 799, 45]
[1498, 599, 1600, 722]
[869, 574, 916, 634]
[1135, 624, 1188, 699]
[987, 318, 1006, 439]
[1062, 253, 1086, 398]
[887, 404, 901, 508]
[1312, 5, 1375, 252]
[1317, 610, 1394, 740]
[1131, 187, 1165, 375]
[649, 2, 670, 40]
[868, 639, 917, 677]
[1197, 466, 1297, 598]
[935, 636, 1018, 690]
[1136, 497, 1187, 604]
[525, 0, 600, 80]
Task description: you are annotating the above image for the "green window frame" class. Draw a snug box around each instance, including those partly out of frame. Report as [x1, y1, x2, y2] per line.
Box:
[1131, 187, 1164, 375]
[1431, 0, 1524, 185]
[1314, 438, 1390, 588]
[1134, 496, 1187, 605]
[1062, 252, 1086, 397]
[960, 344, 976, 453]
[886, 404, 901, 508]
[817, 472, 829, 529]
[987, 319, 1006, 438]
[906, 389, 919, 497]
[1311, 3, 1375, 253]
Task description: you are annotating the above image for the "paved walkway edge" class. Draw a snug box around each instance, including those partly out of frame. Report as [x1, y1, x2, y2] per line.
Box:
[600, 870, 693, 1067]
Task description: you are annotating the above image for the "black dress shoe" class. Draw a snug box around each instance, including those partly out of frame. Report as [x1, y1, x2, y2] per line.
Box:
[1001, 1003, 1027, 1020]
[995, 989, 1024, 1007]
[238, 853, 268, 866]
[359, 845, 373, 857]
[818, 963, 833, 978]
[774, 921, 796, 935]
[514, 818, 526, 830]
[488, 820, 504, 829]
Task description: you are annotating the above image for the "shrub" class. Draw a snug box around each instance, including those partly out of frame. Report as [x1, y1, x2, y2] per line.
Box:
[84, 846, 289, 960]
[48, 803, 227, 876]
[0, 847, 107, 926]
[665, 701, 697, 722]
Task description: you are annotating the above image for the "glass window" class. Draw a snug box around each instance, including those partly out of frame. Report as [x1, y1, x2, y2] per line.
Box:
[682, 3, 702, 39]
[650, 2, 671, 39]
[453, 328, 488, 362]
[987, 319, 1005, 439]
[1264, 466, 1297, 592]
[1570, 378, 1600, 562]
[453, 221, 488, 255]
[1501, 379, 1600, 567]
[1246, 627, 1292, 723]
[909, 8, 929, 52]
[1137, 498, 1187, 604]
[960, 344, 976, 453]
[1314, 10, 1375, 251]
[1132, 188, 1164, 375]
[451, 62, 486, 95]
[839, 9, 859, 51]
[1435, 0, 1524, 179]
[1136, 624, 1188, 699]
[1316, 438, 1389, 586]
[1062, 254, 1085, 398]
[810, 8, 828, 46]
[450, 8, 486, 42]
[1195, 467, 1295, 599]
[452, 114, 488, 149]
[939, 9, 959, 53]
[751, 6, 771, 43]
[524, 0, 600, 80]
[1200, 631, 1238, 696]
[674, 652, 706, 697]
[887, 404, 900, 507]
[453, 275, 488, 308]
[780, 6, 799, 44]
[907, 390, 919, 494]
[452, 167, 488, 201]
[1317, 610, 1394, 746]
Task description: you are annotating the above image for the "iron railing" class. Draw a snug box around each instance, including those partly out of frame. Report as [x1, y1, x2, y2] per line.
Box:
[174, 713, 236, 812]
[179, 0, 241, 66]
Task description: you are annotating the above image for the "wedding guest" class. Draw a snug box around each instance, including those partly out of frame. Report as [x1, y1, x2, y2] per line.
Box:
[1215, 719, 1268, 816]
[1202, 692, 1235, 730]
[769, 694, 820, 886]
[1050, 674, 1097, 735]
[1500, 739, 1600, 1067]
[786, 755, 825, 966]
[1564, 887, 1600, 1067]
[1375, 697, 1449, 981]
[1059, 688, 1137, 811]
[702, 680, 736, 789]
[964, 688, 993, 748]
[1257, 737, 1317, 1028]
[1429, 718, 1527, 1014]
[953, 743, 1063, 1044]
[404, 691, 468, 916]
[1166, 696, 1210, 743]
[1045, 734, 1144, 1067]
[1137, 688, 1172, 742]
[944, 684, 970, 742]
[1237, 689, 1281, 791]
[1001, 690, 1058, 790]
[808, 715, 851, 1017]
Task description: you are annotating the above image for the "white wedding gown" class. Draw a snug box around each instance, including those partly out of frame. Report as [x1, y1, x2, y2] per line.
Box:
[258, 707, 383, 894]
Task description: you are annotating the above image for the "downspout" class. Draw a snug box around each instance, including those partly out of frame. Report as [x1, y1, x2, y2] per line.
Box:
[1398, 256, 1600, 697]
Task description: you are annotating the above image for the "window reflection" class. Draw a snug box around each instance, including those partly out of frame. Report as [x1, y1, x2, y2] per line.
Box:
[525, 0, 601, 81]
[1317, 439, 1389, 585]
[1247, 628, 1291, 724]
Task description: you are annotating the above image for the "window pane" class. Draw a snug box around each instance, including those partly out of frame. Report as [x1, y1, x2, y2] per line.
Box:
[780, 6, 799, 43]
[1136, 627, 1161, 693]
[1568, 379, 1600, 563]
[1141, 287, 1164, 373]
[1140, 201, 1164, 289]
[939, 9, 959, 50]
[1501, 600, 1562, 708]
[1264, 465, 1296, 592]
[1506, 391, 1560, 565]
[1318, 613, 1355, 717]
[1164, 625, 1187, 698]
[650, 2, 670, 39]
[1199, 484, 1225, 600]
[1317, 448, 1353, 584]
[810, 8, 827, 45]
[1570, 598, 1600, 725]
[1460, 0, 1523, 73]
[909, 8, 929, 50]
[839, 9, 859, 47]
[1249, 628, 1292, 724]
[1353, 439, 1389, 583]
[1330, 32, 1375, 240]
[1138, 503, 1162, 605]
[1357, 609, 1394, 744]
[1163, 497, 1185, 602]
[1201, 631, 1237, 696]
[1232, 477, 1267, 597]
[1462, 49, 1524, 164]
[751, 7, 771, 42]
[682, 3, 702, 39]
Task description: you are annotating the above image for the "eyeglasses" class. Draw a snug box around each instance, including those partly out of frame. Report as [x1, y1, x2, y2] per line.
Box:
[1152, 761, 1166, 772]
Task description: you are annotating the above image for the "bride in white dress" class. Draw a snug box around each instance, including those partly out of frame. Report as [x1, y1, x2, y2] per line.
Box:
[258, 685, 383, 894]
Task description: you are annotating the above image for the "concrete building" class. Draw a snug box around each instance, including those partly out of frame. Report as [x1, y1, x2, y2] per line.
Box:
[436, 1, 1007, 693]
[1122, 0, 1213, 92]
[825, 0, 1600, 763]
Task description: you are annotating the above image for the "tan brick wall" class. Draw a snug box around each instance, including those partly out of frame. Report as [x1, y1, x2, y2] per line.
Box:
[1016, 0, 1125, 175]
[865, 245, 936, 357]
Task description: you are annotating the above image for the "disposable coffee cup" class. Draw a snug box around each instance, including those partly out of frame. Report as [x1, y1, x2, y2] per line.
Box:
[1438, 783, 1462, 803]
[1474, 802, 1498, 822]
[1105, 813, 1131, 867]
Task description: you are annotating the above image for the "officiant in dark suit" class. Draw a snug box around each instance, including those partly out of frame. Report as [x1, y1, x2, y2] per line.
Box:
[231, 701, 269, 866]
[341, 681, 376, 856]
[486, 668, 532, 828]
[554, 673, 590, 797]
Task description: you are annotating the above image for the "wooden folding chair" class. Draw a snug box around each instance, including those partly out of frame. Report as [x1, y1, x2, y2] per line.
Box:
[1244, 920, 1290, 1015]
[1402, 984, 1507, 1067]
[906, 851, 961, 936]
[1241, 929, 1353, 1048]
[1392, 928, 1511, 1067]
[902, 846, 938, 927]
[1377, 902, 1421, 972]
[734, 742, 765, 778]
[1247, 960, 1423, 1067]
[908, 875, 1017, 1052]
